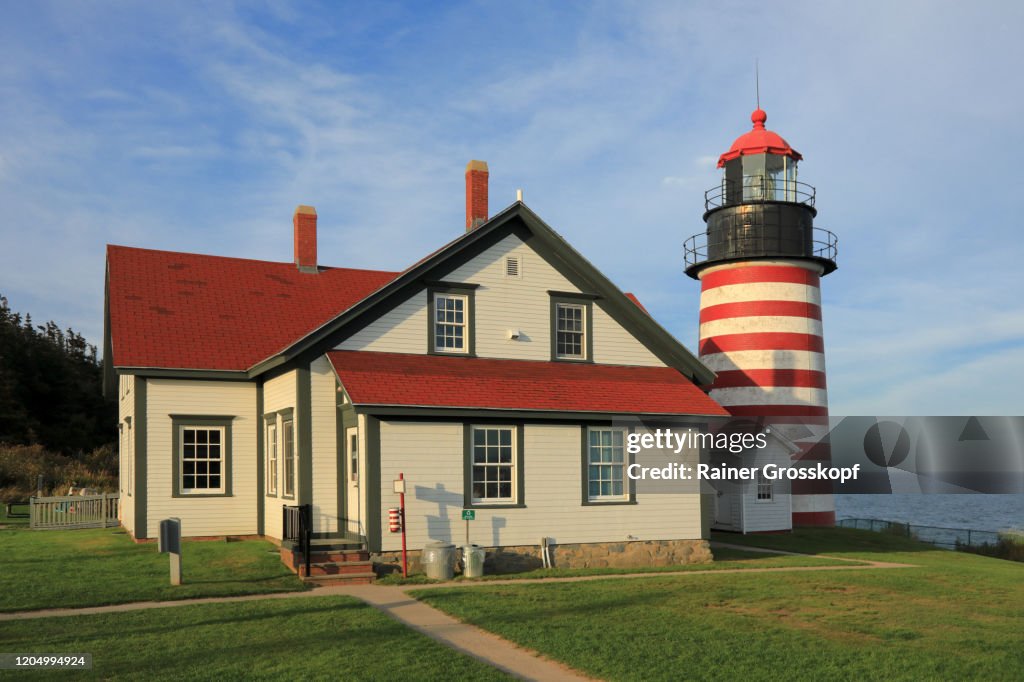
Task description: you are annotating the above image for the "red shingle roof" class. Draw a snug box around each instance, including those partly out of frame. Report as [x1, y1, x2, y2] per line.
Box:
[327, 351, 728, 416]
[106, 246, 398, 370]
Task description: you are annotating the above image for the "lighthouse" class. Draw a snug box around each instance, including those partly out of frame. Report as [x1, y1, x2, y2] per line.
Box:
[685, 108, 839, 526]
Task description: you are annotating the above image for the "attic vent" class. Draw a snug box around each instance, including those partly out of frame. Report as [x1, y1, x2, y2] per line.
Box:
[505, 256, 522, 279]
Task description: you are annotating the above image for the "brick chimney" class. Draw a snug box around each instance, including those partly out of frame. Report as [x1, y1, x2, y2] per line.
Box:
[293, 205, 317, 273]
[465, 160, 488, 231]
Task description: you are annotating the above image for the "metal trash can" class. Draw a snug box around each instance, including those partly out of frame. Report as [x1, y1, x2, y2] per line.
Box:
[462, 544, 485, 578]
[421, 542, 456, 580]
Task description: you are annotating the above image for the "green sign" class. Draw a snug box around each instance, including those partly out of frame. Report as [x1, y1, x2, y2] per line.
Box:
[461, 509, 475, 521]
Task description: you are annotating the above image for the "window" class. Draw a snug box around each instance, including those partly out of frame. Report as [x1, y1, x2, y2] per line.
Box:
[586, 428, 627, 502]
[121, 418, 132, 496]
[468, 426, 522, 506]
[556, 303, 586, 358]
[427, 284, 477, 355]
[349, 431, 359, 483]
[265, 421, 278, 496]
[171, 416, 234, 497]
[282, 419, 295, 498]
[756, 472, 773, 501]
[550, 294, 593, 362]
[180, 426, 225, 494]
[433, 294, 467, 353]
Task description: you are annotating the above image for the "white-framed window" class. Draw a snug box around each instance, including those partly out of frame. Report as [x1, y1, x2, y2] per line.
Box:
[756, 472, 773, 501]
[121, 419, 133, 496]
[282, 419, 295, 498]
[587, 427, 628, 502]
[471, 426, 516, 504]
[349, 430, 359, 484]
[266, 421, 278, 496]
[555, 302, 586, 359]
[180, 426, 225, 494]
[433, 293, 468, 353]
[126, 419, 132, 496]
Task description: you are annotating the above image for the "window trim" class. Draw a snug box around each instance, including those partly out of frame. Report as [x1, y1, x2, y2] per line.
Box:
[427, 283, 477, 357]
[170, 415, 235, 498]
[123, 417, 133, 497]
[549, 292, 595, 362]
[463, 423, 525, 509]
[263, 408, 292, 499]
[264, 415, 278, 497]
[281, 417, 296, 500]
[756, 471, 773, 502]
[348, 429, 359, 484]
[581, 425, 637, 506]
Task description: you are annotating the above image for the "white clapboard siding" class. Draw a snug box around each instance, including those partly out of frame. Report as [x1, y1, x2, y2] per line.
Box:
[145, 379, 258, 538]
[741, 441, 793, 533]
[310, 356, 339, 534]
[339, 293, 428, 354]
[118, 374, 135, 536]
[337, 233, 665, 367]
[377, 421, 704, 552]
[262, 370, 296, 541]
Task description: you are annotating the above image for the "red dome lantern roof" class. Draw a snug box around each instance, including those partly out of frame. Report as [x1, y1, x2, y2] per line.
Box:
[717, 109, 802, 168]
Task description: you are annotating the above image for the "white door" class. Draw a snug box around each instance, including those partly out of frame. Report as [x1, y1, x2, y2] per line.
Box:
[345, 427, 361, 535]
[714, 485, 740, 530]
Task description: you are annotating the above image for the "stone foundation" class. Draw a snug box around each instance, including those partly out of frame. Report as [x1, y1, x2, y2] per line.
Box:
[373, 538, 712, 576]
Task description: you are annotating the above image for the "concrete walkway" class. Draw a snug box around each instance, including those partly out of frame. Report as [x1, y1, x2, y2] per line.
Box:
[0, 549, 915, 681]
[332, 584, 594, 681]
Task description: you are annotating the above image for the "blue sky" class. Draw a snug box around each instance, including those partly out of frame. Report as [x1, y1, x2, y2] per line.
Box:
[1, 1, 1021, 414]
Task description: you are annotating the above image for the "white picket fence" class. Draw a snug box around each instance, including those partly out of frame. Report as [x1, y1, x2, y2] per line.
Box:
[29, 493, 120, 530]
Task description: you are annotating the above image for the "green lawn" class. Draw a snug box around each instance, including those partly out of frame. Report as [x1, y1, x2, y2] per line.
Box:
[0, 502, 30, 526]
[413, 529, 1024, 681]
[377, 546, 864, 585]
[0, 596, 510, 681]
[0, 527, 306, 612]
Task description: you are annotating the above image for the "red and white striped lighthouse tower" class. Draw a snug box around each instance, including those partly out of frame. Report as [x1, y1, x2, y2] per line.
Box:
[685, 108, 839, 526]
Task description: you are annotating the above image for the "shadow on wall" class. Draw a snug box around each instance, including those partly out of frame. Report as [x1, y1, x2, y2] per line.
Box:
[415, 483, 461, 543]
[491, 516, 506, 545]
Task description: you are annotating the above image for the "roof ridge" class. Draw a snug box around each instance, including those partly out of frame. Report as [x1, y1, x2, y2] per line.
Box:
[327, 349, 677, 372]
[106, 244, 399, 276]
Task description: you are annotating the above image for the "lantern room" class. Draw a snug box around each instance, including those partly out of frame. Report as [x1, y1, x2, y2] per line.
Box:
[717, 108, 803, 205]
[684, 108, 837, 279]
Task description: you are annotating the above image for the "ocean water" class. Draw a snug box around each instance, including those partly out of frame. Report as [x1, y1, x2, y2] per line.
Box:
[835, 494, 1024, 533]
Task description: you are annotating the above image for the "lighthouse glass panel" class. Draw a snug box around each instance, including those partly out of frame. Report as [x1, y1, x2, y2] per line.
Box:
[555, 303, 586, 359]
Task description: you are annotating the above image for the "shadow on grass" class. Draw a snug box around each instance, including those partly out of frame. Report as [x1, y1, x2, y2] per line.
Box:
[415, 579, 679, 628]
[711, 527, 938, 556]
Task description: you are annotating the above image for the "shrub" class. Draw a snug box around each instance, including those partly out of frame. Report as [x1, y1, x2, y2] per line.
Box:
[0, 442, 116, 502]
[957, 532, 1024, 563]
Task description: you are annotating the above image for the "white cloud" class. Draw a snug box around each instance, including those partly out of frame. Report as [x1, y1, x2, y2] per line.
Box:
[0, 1, 1022, 417]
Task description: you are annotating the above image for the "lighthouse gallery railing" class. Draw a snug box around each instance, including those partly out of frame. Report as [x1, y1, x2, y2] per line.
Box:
[684, 226, 838, 270]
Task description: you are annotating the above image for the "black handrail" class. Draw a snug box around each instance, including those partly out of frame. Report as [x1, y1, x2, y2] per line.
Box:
[684, 227, 838, 270]
[283, 504, 312, 577]
[705, 177, 816, 211]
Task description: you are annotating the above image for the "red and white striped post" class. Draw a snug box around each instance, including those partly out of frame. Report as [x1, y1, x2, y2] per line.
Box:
[398, 472, 408, 577]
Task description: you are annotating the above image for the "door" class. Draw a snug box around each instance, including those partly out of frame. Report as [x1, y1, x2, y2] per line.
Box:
[345, 427, 361, 535]
[713, 483, 741, 531]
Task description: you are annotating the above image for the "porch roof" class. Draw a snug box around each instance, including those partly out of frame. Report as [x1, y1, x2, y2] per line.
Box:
[326, 350, 728, 416]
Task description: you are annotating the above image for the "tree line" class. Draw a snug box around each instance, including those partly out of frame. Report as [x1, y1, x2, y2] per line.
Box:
[0, 294, 115, 454]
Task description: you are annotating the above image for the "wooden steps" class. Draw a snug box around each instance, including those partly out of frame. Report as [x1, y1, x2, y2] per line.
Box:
[280, 536, 376, 585]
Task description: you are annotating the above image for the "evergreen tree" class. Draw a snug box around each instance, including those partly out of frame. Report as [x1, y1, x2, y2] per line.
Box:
[0, 295, 115, 454]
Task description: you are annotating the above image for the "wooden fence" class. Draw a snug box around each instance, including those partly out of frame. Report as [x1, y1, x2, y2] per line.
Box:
[29, 494, 120, 530]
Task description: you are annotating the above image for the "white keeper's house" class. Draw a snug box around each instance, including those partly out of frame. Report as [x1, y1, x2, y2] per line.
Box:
[103, 161, 787, 578]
